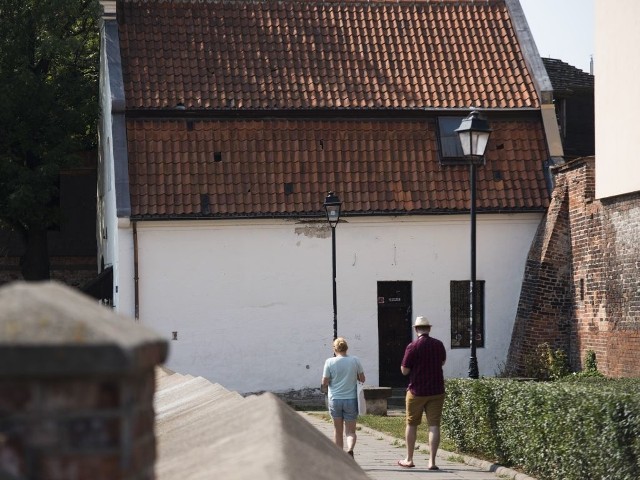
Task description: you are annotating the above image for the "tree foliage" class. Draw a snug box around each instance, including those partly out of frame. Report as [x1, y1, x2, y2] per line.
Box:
[0, 0, 99, 279]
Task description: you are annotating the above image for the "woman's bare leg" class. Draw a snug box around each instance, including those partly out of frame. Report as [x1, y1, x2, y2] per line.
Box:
[332, 417, 344, 449]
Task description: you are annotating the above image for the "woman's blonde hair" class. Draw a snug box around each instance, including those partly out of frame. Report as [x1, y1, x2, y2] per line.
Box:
[333, 337, 348, 353]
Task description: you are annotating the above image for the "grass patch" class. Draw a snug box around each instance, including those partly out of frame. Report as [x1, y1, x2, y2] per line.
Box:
[356, 414, 457, 451]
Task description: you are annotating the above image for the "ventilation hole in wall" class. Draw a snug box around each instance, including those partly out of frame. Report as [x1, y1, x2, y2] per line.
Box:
[200, 194, 210, 215]
[580, 278, 585, 301]
[213, 152, 223, 162]
[284, 183, 294, 195]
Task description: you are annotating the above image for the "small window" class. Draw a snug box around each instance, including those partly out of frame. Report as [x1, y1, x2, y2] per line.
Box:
[450, 280, 485, 348]
[437, 116, 466, 165]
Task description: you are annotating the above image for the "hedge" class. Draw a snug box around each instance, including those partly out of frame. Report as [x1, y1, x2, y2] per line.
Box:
[442, 378, 640, 480]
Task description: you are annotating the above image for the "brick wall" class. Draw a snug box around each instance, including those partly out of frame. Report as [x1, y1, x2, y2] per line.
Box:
[507, 157, 640, 377]
[0, 373, 157, 479]
[0, 256, 98, 291]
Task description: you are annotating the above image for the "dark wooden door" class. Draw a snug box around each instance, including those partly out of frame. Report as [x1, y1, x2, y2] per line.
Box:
[377, 281, 413, 388]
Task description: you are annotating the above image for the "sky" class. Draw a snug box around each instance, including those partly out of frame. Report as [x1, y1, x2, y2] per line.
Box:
[519, 0, 595, 74]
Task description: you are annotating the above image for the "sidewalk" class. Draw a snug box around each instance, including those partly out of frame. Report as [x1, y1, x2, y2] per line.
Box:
[300, 412, 536, 480]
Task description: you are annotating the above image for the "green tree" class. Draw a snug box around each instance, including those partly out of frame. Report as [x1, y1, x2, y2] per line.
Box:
[0, 0, 99, 280]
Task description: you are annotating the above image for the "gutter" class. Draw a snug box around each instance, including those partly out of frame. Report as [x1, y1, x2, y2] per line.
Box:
[129, 208, 548, 223]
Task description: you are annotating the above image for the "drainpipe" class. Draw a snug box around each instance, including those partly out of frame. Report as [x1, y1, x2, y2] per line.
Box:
[133, 220, 139, 320]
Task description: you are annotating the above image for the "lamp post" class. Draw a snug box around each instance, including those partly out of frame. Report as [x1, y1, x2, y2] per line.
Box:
[455, 110, 492, 379]
[323, 192, 342, 341]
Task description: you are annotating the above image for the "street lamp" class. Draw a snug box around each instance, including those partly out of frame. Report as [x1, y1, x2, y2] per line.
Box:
[455, 110, 492, 379]
[323, 191, 342, 340]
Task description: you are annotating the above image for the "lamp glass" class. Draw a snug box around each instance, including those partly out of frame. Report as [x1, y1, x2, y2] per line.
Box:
[326, 206, 340, 226]
[465, 130, 490, 157]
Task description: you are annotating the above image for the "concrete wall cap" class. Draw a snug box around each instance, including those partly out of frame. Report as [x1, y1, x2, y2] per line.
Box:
[0, 281, 168, 376]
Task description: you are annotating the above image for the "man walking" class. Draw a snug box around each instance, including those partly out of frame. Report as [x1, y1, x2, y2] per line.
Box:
[397, 315, 446, 470]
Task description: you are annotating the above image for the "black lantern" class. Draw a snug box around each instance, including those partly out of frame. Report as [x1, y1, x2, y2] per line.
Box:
[455, 109, 492, 160]
[455, 110, 491, 379]
[323, 192, 342, 340]
[323, 191, 342, 228]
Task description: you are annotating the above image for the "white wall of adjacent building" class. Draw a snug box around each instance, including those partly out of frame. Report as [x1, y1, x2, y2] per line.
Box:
[595, 0, 640, 199]
[113, 213, 541, 393]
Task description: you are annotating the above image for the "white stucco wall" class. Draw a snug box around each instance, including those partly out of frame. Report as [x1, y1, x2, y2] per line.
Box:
[595, 0, 640, 198]
[118, 213, 541, 393]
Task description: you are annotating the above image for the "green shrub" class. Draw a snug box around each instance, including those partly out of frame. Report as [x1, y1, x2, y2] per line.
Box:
[569, 350, 604, 379]
[584, 350, 598, 372]
[524, 343, 570, 380]
[443, 378, 640, 480]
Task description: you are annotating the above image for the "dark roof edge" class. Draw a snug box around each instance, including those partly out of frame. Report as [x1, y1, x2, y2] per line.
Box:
[103, 20, 125, 113]
[130, 209, 547, 222]
[550, 155, 595, 174]
[112, 115, 131, 217]
[101, 6, 131, 217]
[505, 0, 554, 105]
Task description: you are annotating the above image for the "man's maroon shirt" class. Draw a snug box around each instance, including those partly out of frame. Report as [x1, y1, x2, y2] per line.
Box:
[401, 334, 446, 396]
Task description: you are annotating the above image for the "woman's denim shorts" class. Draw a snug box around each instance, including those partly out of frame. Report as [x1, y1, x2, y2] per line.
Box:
[328, 398, 358, 421]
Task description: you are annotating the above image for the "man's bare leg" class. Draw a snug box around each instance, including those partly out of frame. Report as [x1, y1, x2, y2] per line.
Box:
[400, 424, 417, 466]
[428, 425, 441, 468]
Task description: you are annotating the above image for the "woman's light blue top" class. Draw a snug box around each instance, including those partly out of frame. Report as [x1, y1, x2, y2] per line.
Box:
[322, 355, 364, 400]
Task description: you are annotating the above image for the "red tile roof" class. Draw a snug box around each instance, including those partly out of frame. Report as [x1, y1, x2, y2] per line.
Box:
[127, 118, 550, 218]
[118, 0, 540, 111]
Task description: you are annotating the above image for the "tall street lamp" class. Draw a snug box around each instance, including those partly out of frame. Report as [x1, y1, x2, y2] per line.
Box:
[323, 191, 342, 341]
[455, 110, 492, 379]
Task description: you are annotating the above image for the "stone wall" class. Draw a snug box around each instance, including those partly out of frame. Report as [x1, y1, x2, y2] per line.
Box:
[507, 157, 640, 377]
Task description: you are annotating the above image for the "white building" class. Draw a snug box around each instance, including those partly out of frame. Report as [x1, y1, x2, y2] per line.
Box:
[98, 0, 560, 393]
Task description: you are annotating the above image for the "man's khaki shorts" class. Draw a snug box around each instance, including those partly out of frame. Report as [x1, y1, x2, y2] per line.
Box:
[405, 391, 446, 427]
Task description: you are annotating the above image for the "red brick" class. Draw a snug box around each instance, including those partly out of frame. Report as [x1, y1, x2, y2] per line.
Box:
[508, 157, 640, 377]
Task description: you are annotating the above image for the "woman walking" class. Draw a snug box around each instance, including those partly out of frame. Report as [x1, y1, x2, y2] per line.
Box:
[321, 337, 365, 457]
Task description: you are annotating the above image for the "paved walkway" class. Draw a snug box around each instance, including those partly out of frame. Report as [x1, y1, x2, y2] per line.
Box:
[300, 412, 536, 480]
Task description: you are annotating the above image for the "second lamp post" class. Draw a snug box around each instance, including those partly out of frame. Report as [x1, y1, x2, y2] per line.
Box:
[455, 110, 492, 379]
[323, 192, 342, 341]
